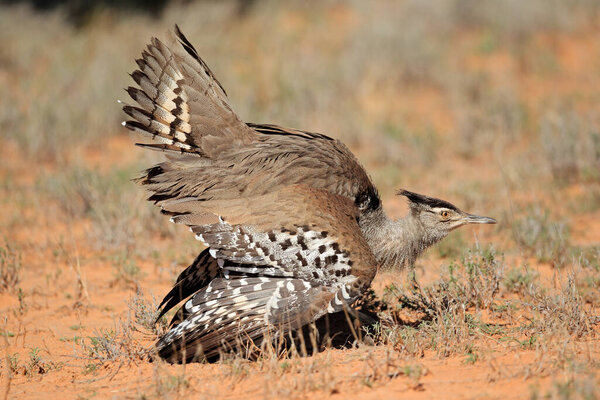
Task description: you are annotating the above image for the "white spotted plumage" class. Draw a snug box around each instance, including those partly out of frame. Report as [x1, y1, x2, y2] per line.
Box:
[193, 221, 358, 292]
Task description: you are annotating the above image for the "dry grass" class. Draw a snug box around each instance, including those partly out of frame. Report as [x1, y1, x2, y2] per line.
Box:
[0, 241, 21, 293]
[512, 207, 571, 268]
[1, 1, 600, 399]
[540, 110, 600, 184]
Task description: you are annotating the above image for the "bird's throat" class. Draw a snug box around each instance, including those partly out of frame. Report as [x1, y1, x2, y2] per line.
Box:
[360, 208, 442, 270]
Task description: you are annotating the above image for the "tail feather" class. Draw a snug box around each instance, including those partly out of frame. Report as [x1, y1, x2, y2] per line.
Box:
[125, 87, 188, 130]
[123, 25, 255, 158]
[156, 276, 333, 363]
[173, 24, 228, 97]
[138, 47, 181, 89]
[130, 68, 181, 113]
[156, 249, 220, 322]
[156, 277, 274, 362]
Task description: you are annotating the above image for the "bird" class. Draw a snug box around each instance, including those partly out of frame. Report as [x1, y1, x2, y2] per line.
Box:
[122, 25, 497, 363]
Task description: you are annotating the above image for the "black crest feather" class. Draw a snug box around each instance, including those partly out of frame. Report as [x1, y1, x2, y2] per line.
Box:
[398, 189, 459, 211]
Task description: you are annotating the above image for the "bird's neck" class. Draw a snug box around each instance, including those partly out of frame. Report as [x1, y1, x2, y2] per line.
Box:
[359, 207, 440, 269]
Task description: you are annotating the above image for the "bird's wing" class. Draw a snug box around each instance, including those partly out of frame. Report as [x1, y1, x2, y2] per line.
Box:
[155, 185, 378, 362]
[123, 26, 380, 214]
[155, 183, 379, 328]
[167, 185, 377, 293]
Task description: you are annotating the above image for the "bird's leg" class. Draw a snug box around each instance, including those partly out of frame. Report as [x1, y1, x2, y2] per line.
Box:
[408, 262, 419, 292]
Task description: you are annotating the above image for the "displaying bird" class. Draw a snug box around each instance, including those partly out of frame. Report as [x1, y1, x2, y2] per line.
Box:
[122, 26, 496, 363]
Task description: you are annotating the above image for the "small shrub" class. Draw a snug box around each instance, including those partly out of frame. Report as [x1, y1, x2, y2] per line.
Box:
[111, 254, 143, 289]
[578, 246, 600, 271]
[536, 375, 599, 400]
[0, 241, 21, 293]
[436, 231, 467, 260]
[453, 80, 524, 158]
[80, 321, 150, 365]
[42, 164, 174, 253]
[25, 347, 49, 376]
[128, 290, 168, 336]
[7, 353, 20, 374]
[154, 371, 190, 398]
[512, 208, 570, 268]
[503, 266, 538, 294]
[444, 246, 504, 309]
[16, 287, 27, 315]
[383, 246, 505, 357]
[540, 112, 579, 182]
[573, 247, 600, 305]
[540, 111, 600, 183]
[569, 185, 600, 214]
[527, 274, 597, 338]
[391, 246, 504, 317]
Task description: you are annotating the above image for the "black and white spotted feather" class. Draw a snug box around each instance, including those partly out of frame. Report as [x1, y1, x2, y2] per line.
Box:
[156, 276, 333, 362]
[193, 223, 355, 287]
[156, 249, 220, 322]
[155, 219, 363, 362]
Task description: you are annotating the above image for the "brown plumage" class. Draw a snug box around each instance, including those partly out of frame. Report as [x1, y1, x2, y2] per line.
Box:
[123, 26, 496, 362]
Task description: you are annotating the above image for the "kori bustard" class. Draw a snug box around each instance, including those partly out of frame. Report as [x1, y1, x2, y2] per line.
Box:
[122, 26, 496, 362]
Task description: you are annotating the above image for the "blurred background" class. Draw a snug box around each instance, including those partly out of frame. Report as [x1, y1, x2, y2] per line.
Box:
[1, 3, 600, 396]
[1, 0, 599, 271]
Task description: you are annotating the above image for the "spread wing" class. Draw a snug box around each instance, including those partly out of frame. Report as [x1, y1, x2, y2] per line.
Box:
[122, 26, 381, 217]
[155, 186, 377, 362]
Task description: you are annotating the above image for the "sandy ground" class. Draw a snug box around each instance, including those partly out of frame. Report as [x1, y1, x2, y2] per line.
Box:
[2, 130, 598, 399]
[1, 2, 600, 399]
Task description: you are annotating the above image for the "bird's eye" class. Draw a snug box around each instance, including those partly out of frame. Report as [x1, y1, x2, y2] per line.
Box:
[440, 210, 449, 218]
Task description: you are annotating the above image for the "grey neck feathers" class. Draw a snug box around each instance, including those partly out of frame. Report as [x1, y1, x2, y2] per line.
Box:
[359, 207, 444, 269]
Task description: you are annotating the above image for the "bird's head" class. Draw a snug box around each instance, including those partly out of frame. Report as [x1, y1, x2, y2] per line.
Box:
[398, 189, 496, 243]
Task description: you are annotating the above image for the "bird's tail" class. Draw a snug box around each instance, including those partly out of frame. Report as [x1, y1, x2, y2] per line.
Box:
[122, 25, 254, 156]
[155, 276, 327, 363]
[156, 249, 221, 323]
[156, 277, 279, 363]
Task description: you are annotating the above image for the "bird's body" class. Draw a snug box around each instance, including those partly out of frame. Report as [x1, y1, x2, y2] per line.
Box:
[123, 26, 495, 362]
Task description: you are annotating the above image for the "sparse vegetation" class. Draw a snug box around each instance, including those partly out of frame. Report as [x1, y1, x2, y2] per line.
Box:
[436, 230, 467, 259]
[393, 246, 504, 314]
[503, 265, 538, 294]
[540, 110, 600, 183]
[128, 290, 168, 335]
[3, 348, 55, 377]
[6, 353, 20, 375]
[512, 208, 570, 268]
[2, 0, 600, 398]
[532, 374, 599, 400]
[25, 347, 48, 376]
[526, 274, 597, 338]
[0, 241, 21, 293]
[152, 366, 190, 398]
[42, 164, 174, 253]
[111, 253, 143, 288]
[80, 319, 151, 366]
[380, 246, 505, 358]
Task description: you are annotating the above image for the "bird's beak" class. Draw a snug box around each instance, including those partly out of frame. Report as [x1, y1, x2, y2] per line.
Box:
[463, 213, 497, 224]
